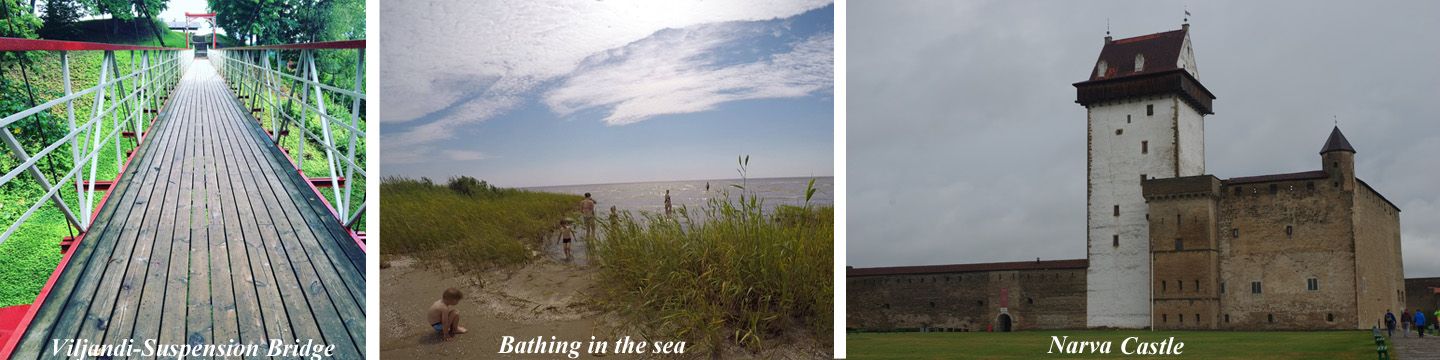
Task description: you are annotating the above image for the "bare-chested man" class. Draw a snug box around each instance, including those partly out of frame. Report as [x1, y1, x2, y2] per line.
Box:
[580, 193, 597, 237]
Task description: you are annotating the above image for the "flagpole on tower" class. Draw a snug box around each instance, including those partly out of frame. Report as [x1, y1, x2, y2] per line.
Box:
[1184, 5, 1191, 24]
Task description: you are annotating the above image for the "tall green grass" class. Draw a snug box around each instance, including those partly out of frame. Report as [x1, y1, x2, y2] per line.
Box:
[379, 176, 580, 269]
[590, 158, 833, 355]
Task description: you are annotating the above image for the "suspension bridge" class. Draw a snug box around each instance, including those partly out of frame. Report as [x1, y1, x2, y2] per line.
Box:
[0, 38, 366, 358]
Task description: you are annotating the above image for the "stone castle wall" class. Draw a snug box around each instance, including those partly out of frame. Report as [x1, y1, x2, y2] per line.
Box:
[847, 264, 1087, 331]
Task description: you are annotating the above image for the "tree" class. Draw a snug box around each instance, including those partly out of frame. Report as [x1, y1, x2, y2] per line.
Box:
[40, 0, 84, 37]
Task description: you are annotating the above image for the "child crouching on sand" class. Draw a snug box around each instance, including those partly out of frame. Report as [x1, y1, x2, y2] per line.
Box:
[429, 288, 467, 341]
[559, 219, 575, 260]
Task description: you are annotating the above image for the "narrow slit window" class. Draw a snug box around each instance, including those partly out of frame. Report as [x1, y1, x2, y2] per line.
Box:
[1220, 282, 1226, 293]
[1113, 235, 1119, 247]
[1147, 104, 1154, 116]
[1286, 225, 1293, 236]
[1114, 205, 1120, 216]
[1178, 280, 1183, 291]
[1142, 141, 1149, 154]
[1174, 238, 1183, 251]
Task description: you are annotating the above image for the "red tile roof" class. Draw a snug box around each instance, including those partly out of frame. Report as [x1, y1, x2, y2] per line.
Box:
[1086, 28, 1188, 82]
[847, 259, 1088, 277]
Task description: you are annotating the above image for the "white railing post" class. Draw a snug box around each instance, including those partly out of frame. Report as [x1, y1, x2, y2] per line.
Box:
[304, 50, 344, 219]
[345, 49, 363, 221]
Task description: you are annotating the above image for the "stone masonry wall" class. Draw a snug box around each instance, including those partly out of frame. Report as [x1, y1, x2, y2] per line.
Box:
[1217, 177, 1358, 330]
[847, 268, 1087, 331]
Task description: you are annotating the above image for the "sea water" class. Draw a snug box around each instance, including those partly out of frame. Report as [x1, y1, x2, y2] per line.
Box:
[528, 177, 834, 215]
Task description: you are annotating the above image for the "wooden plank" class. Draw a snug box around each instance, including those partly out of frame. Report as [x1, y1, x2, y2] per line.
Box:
[157, 79, 200, 347]
[97, 78, 190, 347]
[203, 72, 242, 349]
[208, 78, 275, 352]
[223, 93, 363, 358]
[215, 93, 328, 355]
[130, 67, 200, 346]
[185, 65, 215, 355]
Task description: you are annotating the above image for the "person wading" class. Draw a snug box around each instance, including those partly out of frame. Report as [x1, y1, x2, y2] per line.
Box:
[580, 193, 597, 239]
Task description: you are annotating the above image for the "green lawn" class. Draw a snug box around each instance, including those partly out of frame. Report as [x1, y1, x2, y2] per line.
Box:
[847, 330, 1380, 359]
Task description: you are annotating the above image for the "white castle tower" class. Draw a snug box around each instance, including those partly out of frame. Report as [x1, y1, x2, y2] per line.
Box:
[1073, 24, 1216, 328]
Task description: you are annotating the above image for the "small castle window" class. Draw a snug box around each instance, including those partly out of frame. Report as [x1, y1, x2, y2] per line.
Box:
[1179, 314, 1184, 323]
[1232, 228, 1240, 238]
[1286, 225, 1293, 237]
[1114, 205, 1120, 216]
[1116, 129, 1123, 135]
[1251, 281, 1263, 294]
[883, 303, 890, 309]
[1177, 214, 1182, 227]
[1097, 60, 1108, 78]
[1195, 314, 1200, 323]
[1268, 314, 1274, 323]
[1141, 174, 1147, 182]
[1195, 280, 1200, 291]
[1162, 280, 1167, 292]
[1174, 238, 1183, 251]
[1327, 313, 1334, 322]
[1163, 314, 1168, 323]
[1147, 104, 1155, 116]
[1220, 282, 1226, 293]
[1307, 278, 1319, 291]
[930, 302, 936, 308]
[1225, 314, 1230, 323]
[1135, 54, 1145, 72]
[1178, 280, 1184, 291]
[976, 300, 984, 306]
[1027, 297, 1034, 305]
[1141, 141, 1148, 154]
[1127, 114, 1132, 123]
[1113, 235, 1119, 247]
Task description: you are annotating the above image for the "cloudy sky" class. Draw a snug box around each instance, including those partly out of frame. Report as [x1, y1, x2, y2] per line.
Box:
[848, 0, 1440, 277]
[379, 0, 834, 187]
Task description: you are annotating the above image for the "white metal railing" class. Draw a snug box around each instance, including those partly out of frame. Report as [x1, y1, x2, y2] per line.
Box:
[0, 38, 190, 245]
[212, 40, 366, 229]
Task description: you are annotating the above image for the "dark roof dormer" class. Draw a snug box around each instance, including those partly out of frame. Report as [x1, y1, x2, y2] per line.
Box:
[1320, 126, 1356, 154]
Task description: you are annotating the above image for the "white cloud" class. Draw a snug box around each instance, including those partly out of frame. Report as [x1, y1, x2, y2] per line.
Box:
[544, 27, 833, 125]
[380, 0, 830, 124]
[379, 0, 832, 163]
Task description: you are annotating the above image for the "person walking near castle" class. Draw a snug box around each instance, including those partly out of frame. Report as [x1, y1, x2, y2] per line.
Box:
[664, 190, 672, 216]
[1385, 310, 1397, 337]
[1433, 309, 1440, 335]
[1402, 309, 1411, 337]
[1415, 310, 1427, 338]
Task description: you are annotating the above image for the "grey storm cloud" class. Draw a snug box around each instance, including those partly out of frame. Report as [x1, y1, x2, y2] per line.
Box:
[847, 0, 1440, 277]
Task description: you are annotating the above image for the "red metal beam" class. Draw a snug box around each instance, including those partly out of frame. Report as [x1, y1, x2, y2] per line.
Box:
[80, 179, 115, 191]
[222, 40, 366, 50]
[0, 37, 184, 51]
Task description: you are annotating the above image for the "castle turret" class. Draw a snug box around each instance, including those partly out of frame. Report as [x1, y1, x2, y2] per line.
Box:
[1320, 126, 1356, 191]
[1074, 25, 1216, 329]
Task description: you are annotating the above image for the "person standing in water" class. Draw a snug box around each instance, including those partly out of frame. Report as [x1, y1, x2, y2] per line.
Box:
[580, 193, 597, 238]
[664, 190, 673, 216]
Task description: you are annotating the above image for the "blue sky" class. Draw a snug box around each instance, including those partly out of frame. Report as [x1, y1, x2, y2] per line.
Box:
[380, 1, 834, 187]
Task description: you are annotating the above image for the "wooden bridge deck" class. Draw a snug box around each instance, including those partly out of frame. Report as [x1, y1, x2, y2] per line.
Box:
[10, 60, 365, 358]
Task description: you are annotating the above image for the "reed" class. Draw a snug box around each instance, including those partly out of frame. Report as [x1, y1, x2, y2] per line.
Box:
[590, 157, 833, 355]
[379, 176, 581, 269]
